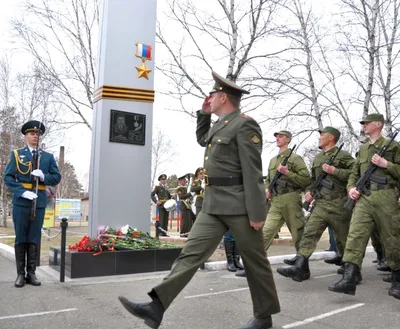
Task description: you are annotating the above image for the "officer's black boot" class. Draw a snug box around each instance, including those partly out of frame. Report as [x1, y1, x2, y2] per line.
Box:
[233, 242, 244, 270]
[388, 270, 400, 300]
[324, 253, 342, 266]
[328, 262, 358, 295]
[224, 240, 236, 272]
[277, 255, 310, 282]
[283, 255, 297, 266]
[14, 244, 26, 288]
[377, 260, 391, 272]
[25, 243, 41, 286]
[239, 315, 273, 329]
[118, 292, 165, 329]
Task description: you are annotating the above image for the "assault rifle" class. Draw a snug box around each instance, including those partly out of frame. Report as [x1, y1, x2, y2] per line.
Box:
[303, 143, 344, 211]
[268, 144, 296, 197]
[344, 131, 398, 211]
[30, 123, 42, 220]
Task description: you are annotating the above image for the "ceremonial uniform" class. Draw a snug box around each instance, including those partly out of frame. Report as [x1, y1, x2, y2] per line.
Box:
[191, 167, 205, 216]
[277, 127, 354, 282]
[263, 134, 311, 253]
[329, 114, 400, 299]
[119, 71, 280, 329]
[151, 174, 171, 237]
[176, 176, 194, 237]
[4, 120, 61, 288]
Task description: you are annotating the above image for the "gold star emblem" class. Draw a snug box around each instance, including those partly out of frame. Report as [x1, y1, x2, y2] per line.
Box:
[136, 62, 152, 80]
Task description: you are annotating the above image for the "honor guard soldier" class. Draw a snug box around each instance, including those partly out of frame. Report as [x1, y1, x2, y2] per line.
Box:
[191, 167, 205, 216]
[4, 120, 61, 288]
[151, 174, 171, 238]
[119, 71, 280, 329]
[329, 114, 400, 299]
[176, 174, 194, 237]
[263, 130, 311, 263]
[277, 127, 355, 282]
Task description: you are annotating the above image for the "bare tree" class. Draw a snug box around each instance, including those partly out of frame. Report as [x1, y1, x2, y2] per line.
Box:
[156, 0, 285, 117]
[151, 127, 176, 188]
[12, 0, 100, 129]
[57, 161, 83, 198]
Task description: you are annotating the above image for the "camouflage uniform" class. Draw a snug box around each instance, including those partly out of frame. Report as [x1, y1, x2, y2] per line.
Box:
[263, 144, 311, 252]
[299, 144, 354, 258]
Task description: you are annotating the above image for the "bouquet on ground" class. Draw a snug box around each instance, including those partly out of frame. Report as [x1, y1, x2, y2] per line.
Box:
[68, 225, 176, 254]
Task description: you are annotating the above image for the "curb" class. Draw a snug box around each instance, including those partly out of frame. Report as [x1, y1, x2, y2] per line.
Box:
[0, 242, 15, 262]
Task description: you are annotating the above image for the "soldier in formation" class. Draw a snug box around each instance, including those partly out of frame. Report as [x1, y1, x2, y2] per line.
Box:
[150, 174, 172, 238]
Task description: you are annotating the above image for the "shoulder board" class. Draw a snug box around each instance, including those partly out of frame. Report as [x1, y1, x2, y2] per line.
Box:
[239, 113, 251, 119]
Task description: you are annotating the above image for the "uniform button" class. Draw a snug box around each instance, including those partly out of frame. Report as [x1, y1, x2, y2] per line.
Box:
[208, 144, 211, 148]
[205, 156, 209, 160]
[224, 120, 228, 125]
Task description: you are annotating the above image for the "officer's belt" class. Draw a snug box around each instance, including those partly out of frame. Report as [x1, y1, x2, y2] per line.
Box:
[21, 183, 47, 191]
[204, 175, 243, 186]
[369, 183, 395, 191]
[275, 188, 300, 196]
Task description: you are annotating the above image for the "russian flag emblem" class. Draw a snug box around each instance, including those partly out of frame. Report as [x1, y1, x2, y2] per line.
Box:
[136, 43, 152, 60]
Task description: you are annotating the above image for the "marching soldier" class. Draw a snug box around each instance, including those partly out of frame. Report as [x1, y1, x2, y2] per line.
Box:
[263, 130, 311, 261]
[276, 127, 355, 282]
[119, 71, 280, 329]
[191, 167, 205, 217]
[329, 113, 400, 299]
[176, 175, 194, 237]
[4, 120, 61, 288]
[151, 174, 171, 238]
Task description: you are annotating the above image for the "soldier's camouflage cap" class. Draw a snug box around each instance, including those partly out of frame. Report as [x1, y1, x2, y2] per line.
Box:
[319, 126, 341, 140]
[21, 120, 45, 135]
[158, 174, 167, 181]
[359, 113, 385, 124]
[273, 130, 292, 138]
[209, 71, 250, 97]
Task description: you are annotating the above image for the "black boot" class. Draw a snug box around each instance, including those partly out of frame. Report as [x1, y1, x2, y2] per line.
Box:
[118, 295, 164, 329]
[389, 270, 400, 300]
[26, 243, 41, 286]
[383, 274, 392, 283]
[324, 253, 342, 266]
[328, 262, 358, 295]
[277, 255, 310, 282]
[377, 259, 391, 272]
[239, 316, 272, 329]
[233, 242, 244, 270]
[14, 244, 26, 288]
[224, 240, 236, 272]
[283, 255, 297, 266]
[235, 270, 246, 277]
[337, 264, 362, 284]
[337, 264, 344, 275]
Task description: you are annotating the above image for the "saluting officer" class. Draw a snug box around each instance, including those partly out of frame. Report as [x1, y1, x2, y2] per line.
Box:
[277, 127, 355, 282]
[4, 120, 61, 288]
[329, 113, 400, 299]
[119, 71, 280, 329]
[151, 174, 171, 237]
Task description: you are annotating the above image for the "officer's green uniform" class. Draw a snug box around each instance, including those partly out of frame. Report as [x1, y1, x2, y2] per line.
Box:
[191, 167, 205, 216]
[299, 128, 354, 258]
[343, 134, 400, 270]
[263, 134, 311, 252]
[148, 72, 280, 322]
[151, 174, 171, 237]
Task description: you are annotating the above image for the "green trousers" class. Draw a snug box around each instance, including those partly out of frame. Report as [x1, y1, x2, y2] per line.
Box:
[298, 196, 351, 258]
[262, 192, 305, 252]
[151, 212, 281, 318]
[343, 189, 400, 270]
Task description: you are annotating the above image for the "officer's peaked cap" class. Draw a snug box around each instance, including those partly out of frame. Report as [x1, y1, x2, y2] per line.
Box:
[209, 71, 250, 97]
[21, 120, 45, 135]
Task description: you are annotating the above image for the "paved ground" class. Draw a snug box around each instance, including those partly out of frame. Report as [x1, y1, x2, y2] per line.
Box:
[1, 252, 399, 329]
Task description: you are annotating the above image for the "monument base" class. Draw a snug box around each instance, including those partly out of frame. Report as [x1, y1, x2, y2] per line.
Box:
[49, 247, 182, 278]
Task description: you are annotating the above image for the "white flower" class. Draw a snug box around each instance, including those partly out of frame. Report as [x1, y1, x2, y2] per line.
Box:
[120, 224, 130, 235]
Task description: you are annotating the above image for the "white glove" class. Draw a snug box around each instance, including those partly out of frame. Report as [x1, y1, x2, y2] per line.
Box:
[31, 169, 45, 181]
[22, 191, 38, 200]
